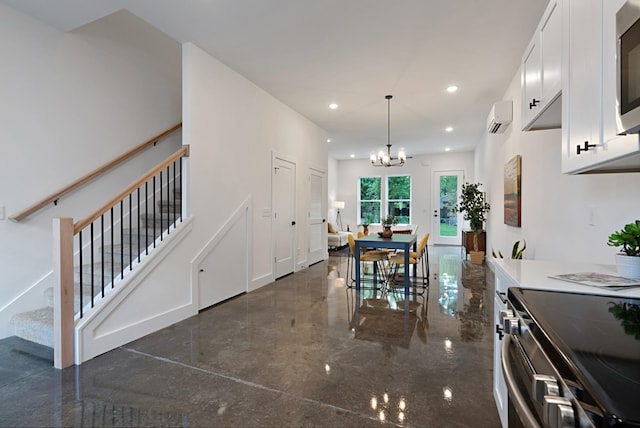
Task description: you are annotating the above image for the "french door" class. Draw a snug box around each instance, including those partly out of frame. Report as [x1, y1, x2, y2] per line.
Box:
[431, 171, 464, 246]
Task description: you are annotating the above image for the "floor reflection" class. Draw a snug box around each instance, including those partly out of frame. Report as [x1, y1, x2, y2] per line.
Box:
[1, 245, 498, 428]
[346, 287, 428, 349]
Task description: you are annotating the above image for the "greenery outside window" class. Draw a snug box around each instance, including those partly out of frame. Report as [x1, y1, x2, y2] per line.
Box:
[387, 175, 411, 224]
[358, 177, 381, 224]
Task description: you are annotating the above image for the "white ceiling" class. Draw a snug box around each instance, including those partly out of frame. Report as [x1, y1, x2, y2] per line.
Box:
[2, 0, 549, 160]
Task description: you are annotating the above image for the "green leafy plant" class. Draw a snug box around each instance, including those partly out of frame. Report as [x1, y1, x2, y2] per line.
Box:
[381, 215, 398, 228]
[609, 302, 640, 339]
[607, 219, 640, 257]
[492, 240, 526, 259]
[454, 182, 491, 251]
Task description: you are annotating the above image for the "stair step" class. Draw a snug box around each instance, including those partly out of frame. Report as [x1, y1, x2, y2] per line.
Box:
[10, 307, 53, 348]
[157, 199, 181, 212]
[9, 336, 54, 363]
[140, 212, 180, 227]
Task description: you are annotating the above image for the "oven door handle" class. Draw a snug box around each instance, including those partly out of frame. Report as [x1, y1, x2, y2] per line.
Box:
[501, 335, 541, 428]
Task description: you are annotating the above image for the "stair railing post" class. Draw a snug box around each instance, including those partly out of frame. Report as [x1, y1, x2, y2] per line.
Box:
[53, 217, 75, 369]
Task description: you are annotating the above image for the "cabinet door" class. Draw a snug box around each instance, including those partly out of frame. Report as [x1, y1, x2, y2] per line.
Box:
[561, 0, 602, 173]
[540, 0, 562, 105]
[521, 39, 541, 129]
[522, 0, 562, 131]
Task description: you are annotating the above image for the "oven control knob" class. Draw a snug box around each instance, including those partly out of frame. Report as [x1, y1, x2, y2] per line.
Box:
[543, 396, 575, 428]
[499, 309, 514, 323]
[503, 317, 520, 335]
[533, 375, 560, 402]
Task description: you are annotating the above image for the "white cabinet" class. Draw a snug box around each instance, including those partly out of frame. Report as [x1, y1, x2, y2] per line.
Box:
[493, 273, 512, 428]
[521, 0, 562, 131]
[561, 0, 640, 174]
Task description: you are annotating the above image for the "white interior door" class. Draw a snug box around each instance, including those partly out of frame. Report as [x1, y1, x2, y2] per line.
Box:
[274, 157, 296, 278]
[432, 171, 463, 246]
[308, 168, 325, 265]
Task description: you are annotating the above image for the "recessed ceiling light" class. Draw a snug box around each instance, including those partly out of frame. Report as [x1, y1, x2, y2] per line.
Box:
[328, 103, 339, 110]
[327, 138, 332, 143]
[350, 154, 355, 158]
[445, 126, 453, 132]
[445, 147, 451, 152]
[446, 85, 459, 93]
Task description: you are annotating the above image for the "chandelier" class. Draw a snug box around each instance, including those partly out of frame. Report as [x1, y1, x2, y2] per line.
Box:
[370, 95, 406, 167]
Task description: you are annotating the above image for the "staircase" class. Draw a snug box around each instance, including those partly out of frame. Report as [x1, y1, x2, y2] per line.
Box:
[8, 187, 182, 361]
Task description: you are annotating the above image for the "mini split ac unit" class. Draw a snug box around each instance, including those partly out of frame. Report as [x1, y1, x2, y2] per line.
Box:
[487, 100, 513, 134]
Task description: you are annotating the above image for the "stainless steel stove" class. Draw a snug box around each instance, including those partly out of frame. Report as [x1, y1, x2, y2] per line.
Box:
[498, 287, 640, 427]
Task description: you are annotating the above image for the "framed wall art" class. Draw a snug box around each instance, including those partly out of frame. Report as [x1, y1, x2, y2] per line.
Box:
[504, 155, 521, 227]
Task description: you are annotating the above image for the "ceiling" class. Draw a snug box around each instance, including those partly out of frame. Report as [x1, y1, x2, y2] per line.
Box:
[3, 0, 549, 160]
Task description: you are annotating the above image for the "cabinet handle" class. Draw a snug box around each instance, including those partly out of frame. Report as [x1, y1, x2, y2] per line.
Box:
[576, 141, 597, 155]
[529, 98, 540, 109]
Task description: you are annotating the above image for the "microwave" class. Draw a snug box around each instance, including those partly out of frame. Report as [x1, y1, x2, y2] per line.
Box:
[617, 0, 640, 134]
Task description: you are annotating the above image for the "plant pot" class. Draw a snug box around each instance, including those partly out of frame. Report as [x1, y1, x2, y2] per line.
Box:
[470, 251, 485, 265]
[381, 227, 393, 238]
[615, 253, 640, 279]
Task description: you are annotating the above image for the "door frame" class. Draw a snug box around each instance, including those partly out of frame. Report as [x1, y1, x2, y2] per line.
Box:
[307, 167, 327, 265]
[272, 153, 297, 278]
[431, 170, 465, 246]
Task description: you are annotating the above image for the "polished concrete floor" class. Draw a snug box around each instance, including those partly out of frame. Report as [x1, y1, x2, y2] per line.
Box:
[0, 246, 499, 427]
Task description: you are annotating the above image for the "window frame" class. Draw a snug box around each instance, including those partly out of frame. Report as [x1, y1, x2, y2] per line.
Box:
[386, 174, 412, 224]
[357, 176, 382, 225]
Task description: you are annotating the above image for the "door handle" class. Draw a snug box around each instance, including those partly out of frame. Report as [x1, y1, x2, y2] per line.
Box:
[322, 219, 326, 223]
[291, 221, 296, 226]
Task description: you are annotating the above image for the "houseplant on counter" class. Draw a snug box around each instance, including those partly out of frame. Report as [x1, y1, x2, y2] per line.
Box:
[607, 219, 640, 279]
[454, 182, 491, 264]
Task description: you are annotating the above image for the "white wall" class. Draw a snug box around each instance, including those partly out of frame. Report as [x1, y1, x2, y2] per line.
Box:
[0, 6, 182, 336]
[478, 66, 640, 264]
[175, 42, 328, 290]
[334, 152, 475, 236]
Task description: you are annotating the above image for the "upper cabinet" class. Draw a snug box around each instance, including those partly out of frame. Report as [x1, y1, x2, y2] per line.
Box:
[561, 0, 640, 174]
[521, 0, 562, 131]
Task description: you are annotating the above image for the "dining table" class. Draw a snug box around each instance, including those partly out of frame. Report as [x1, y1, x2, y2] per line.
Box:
[354, 233, 417, 294]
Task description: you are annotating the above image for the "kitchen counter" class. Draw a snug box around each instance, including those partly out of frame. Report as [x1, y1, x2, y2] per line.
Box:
[489, 258, 640, 297]
[489, 258, 640, 428]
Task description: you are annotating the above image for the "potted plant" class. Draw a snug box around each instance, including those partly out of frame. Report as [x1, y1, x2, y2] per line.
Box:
[607, 219, 640, 279]
[361, 214, 373, 236]
[380, 215, 398, 238]
[454, 182, 491, 264]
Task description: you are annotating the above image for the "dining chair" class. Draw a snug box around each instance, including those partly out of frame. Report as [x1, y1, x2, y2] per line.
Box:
[347, 234, 388, 290]
[387, 233, 430, 294]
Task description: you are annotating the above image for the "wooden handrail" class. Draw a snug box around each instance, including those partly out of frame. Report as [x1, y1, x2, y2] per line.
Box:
[74, 145, 189, 234]
[9, 122, 182, 222]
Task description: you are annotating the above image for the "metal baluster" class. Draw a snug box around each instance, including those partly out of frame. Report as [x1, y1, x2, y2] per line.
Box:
[120, 200, 124, 280]
[90, 222, 94, 308]
[110, 207, 114, 288]
[159, 171, 164, 241]
[137, 187, 140, 263]
[166, 165, 170, 235]
[101, 215, 104, 298]
[179, 157, 183, 221]
[145, 181, 149, 255]
[153, 175, 157, 246]
[79, 231, 83, 318]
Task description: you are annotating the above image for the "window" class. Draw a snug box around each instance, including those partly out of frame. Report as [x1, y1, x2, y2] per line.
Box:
[387, 175, 411, 224]
[358, 177, 381, 224]
[358, 175, 411, 224]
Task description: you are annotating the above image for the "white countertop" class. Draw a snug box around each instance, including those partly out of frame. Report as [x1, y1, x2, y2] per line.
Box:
[489, 258, 640, 298]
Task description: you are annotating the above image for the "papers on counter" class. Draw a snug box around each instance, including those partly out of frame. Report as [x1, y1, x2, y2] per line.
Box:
[549, 272, 640, 290]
